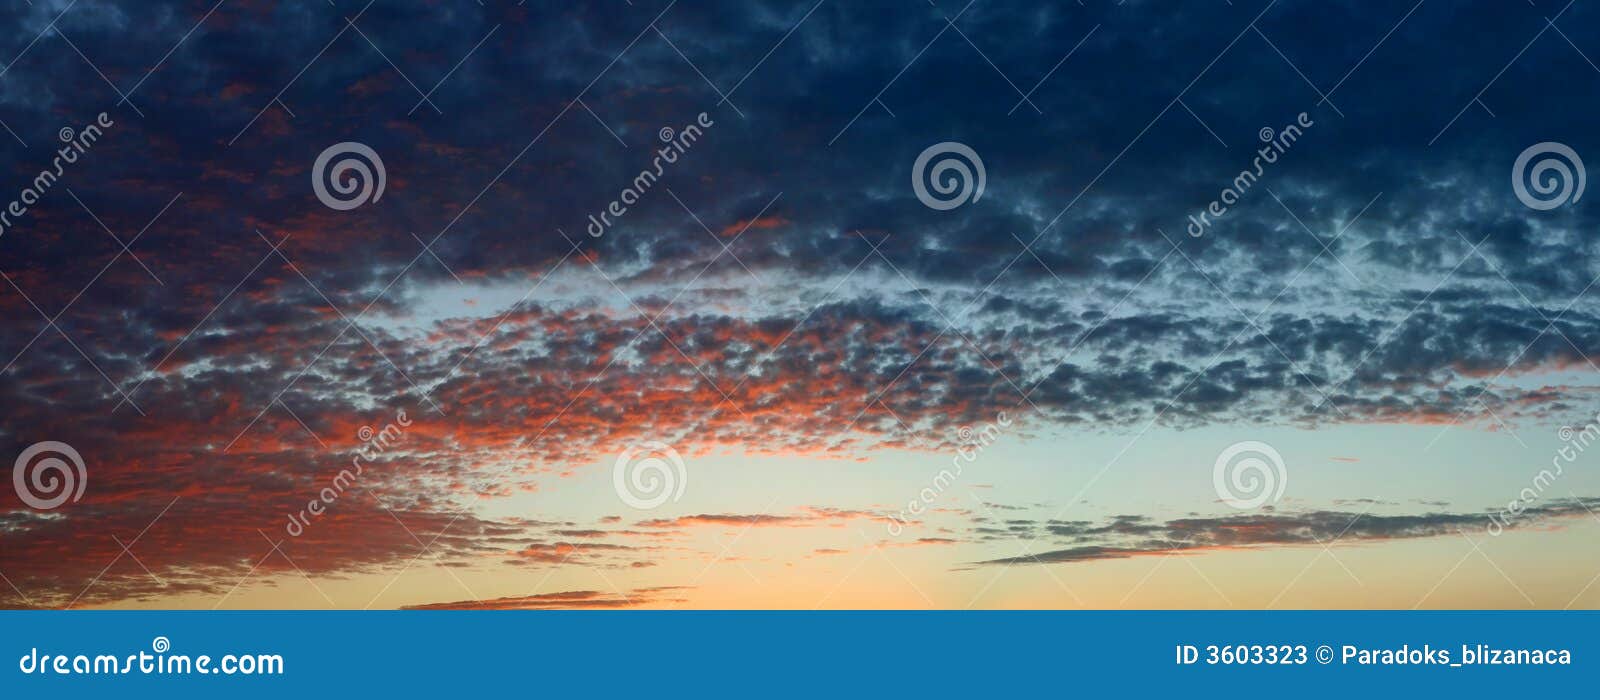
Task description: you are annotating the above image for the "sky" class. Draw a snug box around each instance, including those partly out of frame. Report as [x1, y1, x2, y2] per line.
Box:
[2, 0, 1600, 610]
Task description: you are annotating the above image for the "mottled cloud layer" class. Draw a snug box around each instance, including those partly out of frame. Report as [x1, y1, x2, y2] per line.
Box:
[1, 0, 1598, 607]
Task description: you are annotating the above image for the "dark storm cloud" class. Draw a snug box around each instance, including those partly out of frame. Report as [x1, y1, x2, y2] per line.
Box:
[1, 0, 1597, 606]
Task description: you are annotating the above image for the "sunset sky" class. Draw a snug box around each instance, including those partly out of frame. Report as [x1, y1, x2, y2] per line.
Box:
[3, 0, 1600, 610]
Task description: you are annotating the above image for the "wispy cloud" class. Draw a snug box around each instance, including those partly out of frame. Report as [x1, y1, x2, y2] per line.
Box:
[972, 499, 1600, 566]
[402, 587, 691, 610]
